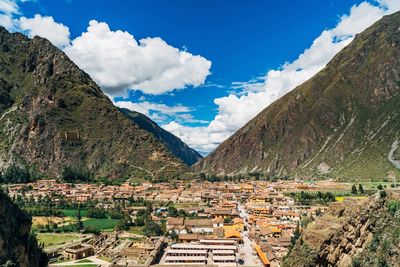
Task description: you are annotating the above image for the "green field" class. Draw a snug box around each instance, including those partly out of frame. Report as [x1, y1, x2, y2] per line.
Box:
[83, 218, 118, 231]
[128, 226, 145, 235]
[61, 209, 88, 217]
[37, 233, 81, 248]
[75, 259, 93, 263]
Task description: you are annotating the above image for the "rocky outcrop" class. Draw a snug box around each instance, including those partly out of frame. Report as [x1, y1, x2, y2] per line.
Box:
[0, 26, 191, 179]
[0, 190, 47, 266]
[283, 191, 400, 267]
[195, 11, 400, 180]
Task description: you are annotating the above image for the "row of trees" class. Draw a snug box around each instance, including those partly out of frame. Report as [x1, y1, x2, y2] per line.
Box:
[0, 165, 37, 184]
[290, 191, 336, 205]
[351, 184, 364, 194]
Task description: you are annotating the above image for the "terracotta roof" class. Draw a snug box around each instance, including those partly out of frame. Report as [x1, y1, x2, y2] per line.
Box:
[167, 217, 184, 226]
[185, 219, 213, 227]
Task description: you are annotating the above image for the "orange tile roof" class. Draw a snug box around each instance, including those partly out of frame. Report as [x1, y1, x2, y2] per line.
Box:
[255, 243, 270, 265]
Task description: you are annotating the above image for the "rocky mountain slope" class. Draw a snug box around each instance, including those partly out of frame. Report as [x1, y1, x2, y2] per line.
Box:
[195, 11, 400, 180]
[0, 190, 47, 266]
[282, 190, 400, 267]
[0, 26, 190, 180]
[120, 108, 202, 166]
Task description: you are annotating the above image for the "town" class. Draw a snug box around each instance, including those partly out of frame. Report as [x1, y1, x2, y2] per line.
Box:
[2, 178, 364, 267]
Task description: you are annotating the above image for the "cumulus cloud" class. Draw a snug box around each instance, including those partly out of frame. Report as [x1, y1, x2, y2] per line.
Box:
[64, 20, 212, 96]
[19, 14, 70, 48]
[0, 1, 70, 48]
[166, 0, 400, 154]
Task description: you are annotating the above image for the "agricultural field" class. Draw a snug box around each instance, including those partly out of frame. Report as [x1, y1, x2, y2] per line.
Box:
[335, 196, 367, 202]
[61, 209, 88, 217]
[36, 233, 82, 248]
[83, 218, 118, 231]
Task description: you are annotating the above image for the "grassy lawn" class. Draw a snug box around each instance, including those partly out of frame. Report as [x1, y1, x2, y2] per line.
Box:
[128, 226, 145, 235]
[61, 209, 88, 217]
[75, 259, 93, 263]
[37, 233, 81, 248]
[358, 181, 393, 190]
[98, 256, 112, 262]
[83, 218, 118, 231]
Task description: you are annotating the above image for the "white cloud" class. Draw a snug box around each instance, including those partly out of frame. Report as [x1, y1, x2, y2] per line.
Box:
[64, 20, 212, 96]
[0, 1, 70, 48]
[19, 14, 70, 48]
[114, 100, 207, 124]
[0, 0, 19, 30]
[167, 0, 400, 154]
[0, 0, 18, 15]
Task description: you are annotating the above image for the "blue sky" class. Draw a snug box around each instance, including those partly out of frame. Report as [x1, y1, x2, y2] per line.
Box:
[1, 0, 399, 154]
[20, 0, 362, 123]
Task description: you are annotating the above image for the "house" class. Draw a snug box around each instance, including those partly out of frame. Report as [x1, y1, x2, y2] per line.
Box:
[232, 217, 244, 231]
[224, 229, 241, 239]
[63, 244, 94, 260]
[178, 233, 202, 243]
[255, 243, 271, 267]
[185, 219, 213, 234]
[249, 194, 271, 204]
[166, 217, 184, 233]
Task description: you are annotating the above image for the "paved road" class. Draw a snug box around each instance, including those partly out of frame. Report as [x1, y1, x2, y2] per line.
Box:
[237, 202, 262, 267]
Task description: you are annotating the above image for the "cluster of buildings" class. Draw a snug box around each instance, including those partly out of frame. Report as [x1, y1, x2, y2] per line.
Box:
[6, 179, 337, 266]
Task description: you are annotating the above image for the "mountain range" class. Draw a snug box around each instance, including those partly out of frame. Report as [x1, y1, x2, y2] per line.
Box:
[0, 27, 200, 180]
[195, 11, 400, 181]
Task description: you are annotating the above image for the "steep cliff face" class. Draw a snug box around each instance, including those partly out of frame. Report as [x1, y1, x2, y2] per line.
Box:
[195, 11, 400, 180]
[283, 191, 400, 267]
[0, 191, 47, 266]
[0, 27, 189, 179]
[119, 108, 202, 166]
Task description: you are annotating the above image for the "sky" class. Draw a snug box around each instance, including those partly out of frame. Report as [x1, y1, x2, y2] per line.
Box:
[0, 0, 399, 155]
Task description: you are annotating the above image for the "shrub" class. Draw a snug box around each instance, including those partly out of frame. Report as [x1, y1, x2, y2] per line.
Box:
[0, 165, 33, 183]
[86, 208, 107, 218]
[62, 166, 93, 183]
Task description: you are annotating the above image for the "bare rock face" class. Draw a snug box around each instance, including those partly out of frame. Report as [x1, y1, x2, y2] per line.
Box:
[283, 191, 400, 267]
[195, 11, 400, 180]
[0, 191, 47, 266]
[0, 27, 192, 180]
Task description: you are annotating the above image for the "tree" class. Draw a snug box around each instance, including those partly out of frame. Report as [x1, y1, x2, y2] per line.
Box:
[62, 166, 93, 183]
[0, 165, 33, 184]
[358, 184, 364, 194]
[351, 184, 357, 195]
[168, 206, 178, 217]
[379, 190, 387, 199]
[115, 217, 130, 231]
[144, 220, 164, 237]
[75, 207, 84, 231]
[377, 184, 383, 190]
[87, 208, 107, 218]
[170, 230, 179, 241]
[224, 217, 233, 224]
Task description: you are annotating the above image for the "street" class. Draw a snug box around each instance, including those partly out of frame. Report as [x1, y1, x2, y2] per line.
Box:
[237, 202, 262, 267]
